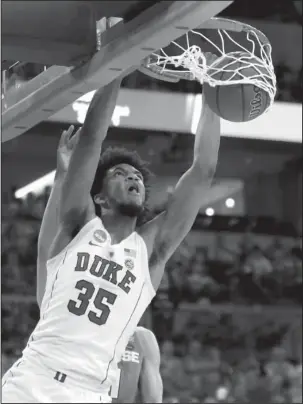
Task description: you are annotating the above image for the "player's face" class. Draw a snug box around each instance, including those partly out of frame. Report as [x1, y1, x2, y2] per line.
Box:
[101, 163, 146, 217]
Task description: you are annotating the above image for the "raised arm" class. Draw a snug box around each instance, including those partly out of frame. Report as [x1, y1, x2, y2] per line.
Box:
[142, 88, 221, 288]
[58, 79, 122, 231]
[137, 328, 163, 403]
[36, 126, 80, 307]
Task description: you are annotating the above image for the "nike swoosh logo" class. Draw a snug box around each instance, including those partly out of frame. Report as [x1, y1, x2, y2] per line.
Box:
[88, 241, 102, 247]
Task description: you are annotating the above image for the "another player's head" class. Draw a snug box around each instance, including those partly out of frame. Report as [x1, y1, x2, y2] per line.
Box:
[91, 147, 152, 223]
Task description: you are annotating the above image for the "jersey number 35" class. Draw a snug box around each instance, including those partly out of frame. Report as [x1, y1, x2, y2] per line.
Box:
[67, 279, 117, 326]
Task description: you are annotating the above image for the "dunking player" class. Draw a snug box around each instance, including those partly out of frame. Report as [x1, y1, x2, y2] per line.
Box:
[2, 52, 221, 402]
[36, 126, 163, 403]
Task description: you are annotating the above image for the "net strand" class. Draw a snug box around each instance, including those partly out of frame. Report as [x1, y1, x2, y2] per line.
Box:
[145, 25, 277, 111]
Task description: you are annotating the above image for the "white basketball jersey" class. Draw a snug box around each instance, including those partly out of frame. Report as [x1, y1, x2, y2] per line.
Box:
[23, 217, 155, 392]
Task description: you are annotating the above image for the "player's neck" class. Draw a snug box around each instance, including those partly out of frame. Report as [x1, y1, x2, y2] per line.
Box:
[101, 211, 137, 244]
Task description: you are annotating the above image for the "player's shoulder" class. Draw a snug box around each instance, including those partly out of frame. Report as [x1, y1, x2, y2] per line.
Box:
[135, 326, 156, 340]
[134, 327, 159, 356]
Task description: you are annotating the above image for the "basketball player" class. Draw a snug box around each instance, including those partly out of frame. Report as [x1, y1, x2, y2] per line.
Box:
[3, 47, 221, 402]
[111, 326, 162, 403]
[35, 126, 162, 403]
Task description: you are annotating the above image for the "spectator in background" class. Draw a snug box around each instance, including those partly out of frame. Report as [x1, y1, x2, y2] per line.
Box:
[266, 237, 286, 262]
[273, 246, 302, 303]
[152, 293, 174, 340]
[265, 347, 293, 391]
[236, 245, 273, 303]
[2, 250, 23, 293]
[233, 355, 272, 403]
[288, 361, 302, 403]
[183, 339, 204, 374]
[165, 241, 193, 308]
[6, 197, 23, 219]
[182, 250, 220, 304]
[242, 246, 273, 277]
[160, 340, 186, 399]
[23, 193, 37, 215]
[182, 341, 224, 399]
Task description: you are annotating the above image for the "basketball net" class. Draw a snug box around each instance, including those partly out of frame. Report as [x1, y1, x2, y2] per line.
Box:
[141, 18, 277, 110]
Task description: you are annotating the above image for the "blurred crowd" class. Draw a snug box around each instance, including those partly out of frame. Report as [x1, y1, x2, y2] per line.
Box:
[2, 298, 302, 404]
[2, 188, 302, 402]
[2, 189, 302, 304]
[159, 340, 302, 403]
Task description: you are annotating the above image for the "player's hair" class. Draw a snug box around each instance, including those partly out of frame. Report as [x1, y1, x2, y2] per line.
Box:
[91, 146, 153, 225]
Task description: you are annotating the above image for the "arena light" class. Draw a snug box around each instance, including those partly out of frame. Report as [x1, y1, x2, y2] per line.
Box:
[72, 93, 131, 126]
[225, 197, 235, 208]
[190, 92, 203, 135]
[15, 170, 55, 199]
[205, 207, 215, 216]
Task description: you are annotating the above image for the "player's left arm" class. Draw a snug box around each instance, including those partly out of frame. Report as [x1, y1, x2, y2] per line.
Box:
[142, 90, 221, 288]
[36, 126, 80, 307]
[137, 328, 163, 403]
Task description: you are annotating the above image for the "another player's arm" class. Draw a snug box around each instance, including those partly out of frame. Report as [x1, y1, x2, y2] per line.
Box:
[142, 92, 221, 287]
[37, 172, 65, 306]
[36, 127, 80, 307]
[137, 328, 163, 403]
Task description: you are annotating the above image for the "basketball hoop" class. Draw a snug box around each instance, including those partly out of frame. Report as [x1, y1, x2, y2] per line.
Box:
[140, 17, 277, 109]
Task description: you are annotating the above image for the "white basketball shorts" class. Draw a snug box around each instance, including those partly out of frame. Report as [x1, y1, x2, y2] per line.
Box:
[2, 357, 112, 403]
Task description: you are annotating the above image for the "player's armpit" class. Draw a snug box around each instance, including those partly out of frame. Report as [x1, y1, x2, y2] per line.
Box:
[142, 163, 215, 289]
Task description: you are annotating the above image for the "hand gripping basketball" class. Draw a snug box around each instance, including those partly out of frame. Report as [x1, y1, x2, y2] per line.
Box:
[203, 53, 271, 122]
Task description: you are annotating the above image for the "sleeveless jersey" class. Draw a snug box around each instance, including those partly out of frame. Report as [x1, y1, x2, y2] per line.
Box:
[22, 217, 155, 393]
[111, 329, 143, 403]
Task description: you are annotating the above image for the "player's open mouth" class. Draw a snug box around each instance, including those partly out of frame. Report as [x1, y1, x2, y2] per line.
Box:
[128, 185, 139, 194]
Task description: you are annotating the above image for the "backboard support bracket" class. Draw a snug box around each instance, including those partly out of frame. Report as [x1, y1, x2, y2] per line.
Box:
[2, 1, 233, 143]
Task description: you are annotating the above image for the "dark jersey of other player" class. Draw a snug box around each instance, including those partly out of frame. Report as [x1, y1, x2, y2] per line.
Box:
[111, 330, 144, 403]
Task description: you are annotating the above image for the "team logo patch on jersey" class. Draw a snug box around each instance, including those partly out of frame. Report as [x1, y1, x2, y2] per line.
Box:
[125, 258, 134, 270]
[93, 229, 107, 244]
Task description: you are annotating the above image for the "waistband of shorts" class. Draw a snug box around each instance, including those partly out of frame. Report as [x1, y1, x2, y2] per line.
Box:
[22, 350, 112, 395]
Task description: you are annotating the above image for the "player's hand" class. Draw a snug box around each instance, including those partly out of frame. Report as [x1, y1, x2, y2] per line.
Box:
[57, 125, 81, 173]
[204, 52, 218, 68]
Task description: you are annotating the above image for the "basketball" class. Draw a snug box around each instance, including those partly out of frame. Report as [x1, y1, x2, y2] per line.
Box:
[203, 53, 271, 122]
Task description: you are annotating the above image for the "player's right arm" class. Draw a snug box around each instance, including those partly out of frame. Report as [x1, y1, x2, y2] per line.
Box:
[137, 328, 163, 403]
[48, 79, 122, 259]
[60, 81, 121, 222]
